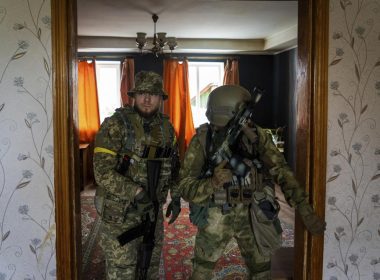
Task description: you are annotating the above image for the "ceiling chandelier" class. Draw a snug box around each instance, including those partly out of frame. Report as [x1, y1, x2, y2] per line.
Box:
[136, 14, 178, 56]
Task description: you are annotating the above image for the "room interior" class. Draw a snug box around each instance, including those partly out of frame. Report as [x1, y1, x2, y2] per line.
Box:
[49, 0, 331, 278]
[76, 1, 299, 279]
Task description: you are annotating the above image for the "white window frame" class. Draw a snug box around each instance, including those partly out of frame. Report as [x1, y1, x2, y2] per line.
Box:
[95, 60, 122, 123]
[188, 61, 224, 128]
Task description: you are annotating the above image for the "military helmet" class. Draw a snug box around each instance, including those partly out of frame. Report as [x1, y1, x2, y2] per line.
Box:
[128, 71, 168, 100]
[206, 85, 251, 127]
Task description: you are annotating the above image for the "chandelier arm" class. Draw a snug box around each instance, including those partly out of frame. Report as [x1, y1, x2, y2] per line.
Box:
[136, 13, 177, 55]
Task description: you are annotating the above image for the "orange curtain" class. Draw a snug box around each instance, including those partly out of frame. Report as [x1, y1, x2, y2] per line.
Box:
[223, 59, 240, 85]
[120, 58, 135, 106]
[163, 59, 195, 159]
[78, 60, 100, 143]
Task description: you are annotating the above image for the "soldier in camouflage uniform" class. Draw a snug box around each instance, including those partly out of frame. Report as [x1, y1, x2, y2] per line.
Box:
[179, 85, 326, 280]
[93, 71, 181, 280]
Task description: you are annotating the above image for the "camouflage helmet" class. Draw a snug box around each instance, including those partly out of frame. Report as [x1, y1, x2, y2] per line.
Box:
[128, 71, 168, 100]
[206, 85, 251, 127]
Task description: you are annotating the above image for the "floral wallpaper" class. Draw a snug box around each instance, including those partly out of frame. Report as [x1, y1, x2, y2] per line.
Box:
[0, 0, 379, 279]
[0, 0, 56, 279]
[324, 0, 380, 280]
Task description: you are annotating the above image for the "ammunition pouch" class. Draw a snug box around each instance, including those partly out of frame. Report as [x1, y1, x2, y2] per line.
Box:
[212, 180, 256, 207]
[241, 187, 254, 205]
[125, 154, 172, 194]
[96, 190, 130, 224]
[213, 189, 227, 205]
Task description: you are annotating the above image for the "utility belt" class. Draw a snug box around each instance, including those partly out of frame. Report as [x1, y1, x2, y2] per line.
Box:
[211, 180, 279, 218]
[213, 185, 254, 206]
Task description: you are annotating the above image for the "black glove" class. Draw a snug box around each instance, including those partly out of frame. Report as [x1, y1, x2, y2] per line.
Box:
[165, 197, 181, 224]
[134, 190, 154, 221]
[298, 203, 326, 235]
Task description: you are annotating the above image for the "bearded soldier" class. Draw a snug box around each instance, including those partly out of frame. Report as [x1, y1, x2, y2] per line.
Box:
[93, 71, 181, 280]
[178, 85, 326, 280]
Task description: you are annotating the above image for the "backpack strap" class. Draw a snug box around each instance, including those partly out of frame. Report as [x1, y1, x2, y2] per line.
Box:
[196, 123, 212, 158]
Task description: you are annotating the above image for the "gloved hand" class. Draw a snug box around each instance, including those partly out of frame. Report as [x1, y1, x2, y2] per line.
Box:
[241, 121, 258, 142]
[211, 160, 233, 189]
[165, 197, 181, 224]
[297, 203, 326, 235]
[134, 190, 154, 221]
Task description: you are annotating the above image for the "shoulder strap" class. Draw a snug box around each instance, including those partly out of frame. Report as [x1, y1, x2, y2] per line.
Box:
[196, 123, 212, 158]
[114, 107, 143, 152]
[160, 114, 172, 146]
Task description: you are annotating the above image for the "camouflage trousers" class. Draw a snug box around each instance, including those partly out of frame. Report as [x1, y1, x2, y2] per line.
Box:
[99, 208, 164, 280]
[190, 204, 271, 280]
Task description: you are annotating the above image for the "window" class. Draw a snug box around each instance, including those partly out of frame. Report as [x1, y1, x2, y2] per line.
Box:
[188, 61, 224, 128]
[95, 61, 121, 123]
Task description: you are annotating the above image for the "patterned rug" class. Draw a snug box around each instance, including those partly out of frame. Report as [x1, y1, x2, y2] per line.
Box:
[81, 196, 105, 280]
[81, 196, 294, 280]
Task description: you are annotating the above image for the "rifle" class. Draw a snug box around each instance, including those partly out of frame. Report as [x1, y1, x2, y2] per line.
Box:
[202, 87, 264, 213]
[204, 86, 264, 177]
[116, 159, 162, 280]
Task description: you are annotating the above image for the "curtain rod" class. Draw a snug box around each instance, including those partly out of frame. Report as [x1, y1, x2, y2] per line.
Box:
[77, 54, 239, 61]
[165, 55, 239, 60]
[77, 55, 133, 60]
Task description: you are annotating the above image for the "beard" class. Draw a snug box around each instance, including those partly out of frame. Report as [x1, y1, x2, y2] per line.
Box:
[134, 104, 160, 119]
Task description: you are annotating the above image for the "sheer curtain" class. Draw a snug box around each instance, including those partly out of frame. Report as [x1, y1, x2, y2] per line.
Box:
[163, 59, 195, 159]
[78, 60, 100, 143]
[223, 58, 240, 85]
[120, 58, 135, 106]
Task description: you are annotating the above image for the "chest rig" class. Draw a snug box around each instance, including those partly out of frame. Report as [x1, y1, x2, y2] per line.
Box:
[115, 107, 176, 196]
[197, 123, 272, 210]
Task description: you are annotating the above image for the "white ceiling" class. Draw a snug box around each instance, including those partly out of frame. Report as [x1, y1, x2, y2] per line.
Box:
[77, 0, 298, 54]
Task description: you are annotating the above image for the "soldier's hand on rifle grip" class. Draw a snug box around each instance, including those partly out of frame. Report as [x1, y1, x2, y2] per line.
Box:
[211, 160, 233, 190]
[134, 190, 155, 221]
[165, 197, 181, 224]
[241, 121, 258, 143]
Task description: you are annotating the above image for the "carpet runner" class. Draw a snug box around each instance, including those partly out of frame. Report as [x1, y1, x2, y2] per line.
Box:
[81, 196, 294, 280]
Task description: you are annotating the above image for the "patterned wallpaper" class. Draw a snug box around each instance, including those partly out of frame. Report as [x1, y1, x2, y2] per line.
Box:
[0, 0, 379, 279]
[0, 0, 56, 279]
[324, 1, 380, 280]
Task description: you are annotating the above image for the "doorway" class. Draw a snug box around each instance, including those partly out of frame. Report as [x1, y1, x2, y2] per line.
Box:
[51, 0, 329, 279]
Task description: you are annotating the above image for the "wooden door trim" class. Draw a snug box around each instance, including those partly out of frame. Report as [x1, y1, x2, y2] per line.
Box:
[52, 0, 81, 279]
[52, 0, 329, 279]
[294, 0, 329, 279]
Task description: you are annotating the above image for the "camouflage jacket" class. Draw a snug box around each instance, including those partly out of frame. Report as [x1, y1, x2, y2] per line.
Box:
[179, 123, 309, 208]
[93, 106, 180, 206]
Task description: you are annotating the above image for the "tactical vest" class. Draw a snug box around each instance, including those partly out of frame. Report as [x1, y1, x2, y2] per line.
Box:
[192, 124, 283, 253]
[95, 107, 177, 220]
[114, 107, 175, 191]
[193, 123, 278, 214]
